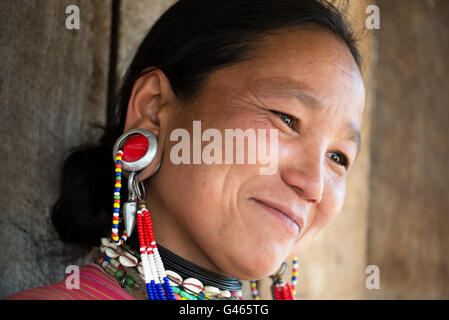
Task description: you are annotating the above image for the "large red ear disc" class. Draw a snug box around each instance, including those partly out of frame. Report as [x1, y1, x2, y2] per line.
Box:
[122, 133, 149, 162]
[113, 129, 158, 173]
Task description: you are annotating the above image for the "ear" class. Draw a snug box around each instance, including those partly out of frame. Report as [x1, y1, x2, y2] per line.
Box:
[123, 68, 175, 181]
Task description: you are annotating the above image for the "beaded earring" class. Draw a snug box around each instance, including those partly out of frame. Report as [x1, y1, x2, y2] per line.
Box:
[250, 256, 298, 300]
[111, 128, 175, 300]
[271, 256, 299, 300]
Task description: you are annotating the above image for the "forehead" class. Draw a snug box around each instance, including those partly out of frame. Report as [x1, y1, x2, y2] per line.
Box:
[197, 27, 366, 156]
[256, 28, 363, 107]
[209, 27, 365, 121]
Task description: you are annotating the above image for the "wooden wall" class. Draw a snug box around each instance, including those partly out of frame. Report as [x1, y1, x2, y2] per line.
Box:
[0, 0, 112, 297]
[0, 0, 447, 299]
[367, 0, 449, 299]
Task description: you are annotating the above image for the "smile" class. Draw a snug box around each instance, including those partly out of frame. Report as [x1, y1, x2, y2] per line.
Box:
[250, 198, 302, 235]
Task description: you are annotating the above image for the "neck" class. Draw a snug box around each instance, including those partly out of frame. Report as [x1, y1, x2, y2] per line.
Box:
[144, 185, 226, 277]
[124, 190, 242, 292]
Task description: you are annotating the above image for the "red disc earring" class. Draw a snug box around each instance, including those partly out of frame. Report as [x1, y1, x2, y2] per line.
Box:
[111, 129, 158, 243]
[113, 128, 158, 174]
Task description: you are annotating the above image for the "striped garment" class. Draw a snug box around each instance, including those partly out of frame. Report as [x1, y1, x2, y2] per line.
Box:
[4, 264, 135, 300]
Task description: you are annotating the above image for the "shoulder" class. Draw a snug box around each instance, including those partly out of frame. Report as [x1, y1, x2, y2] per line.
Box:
[4, 264, 134, 300]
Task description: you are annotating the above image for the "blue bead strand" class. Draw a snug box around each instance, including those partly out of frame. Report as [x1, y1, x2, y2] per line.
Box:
[150, 280, 159, 300]
[162, 277, 176, 300]
[156, 283, 166, 300]
[145, 283, 154, 300]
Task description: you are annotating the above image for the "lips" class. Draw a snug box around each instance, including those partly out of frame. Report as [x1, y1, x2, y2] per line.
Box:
[250, 198, 304, 235]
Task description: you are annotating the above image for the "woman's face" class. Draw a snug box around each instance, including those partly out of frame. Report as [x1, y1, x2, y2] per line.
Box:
[144, 27, 365, 280]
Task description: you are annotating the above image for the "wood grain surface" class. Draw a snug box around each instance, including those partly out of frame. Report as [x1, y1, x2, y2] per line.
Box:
[0, 0, 111, 297]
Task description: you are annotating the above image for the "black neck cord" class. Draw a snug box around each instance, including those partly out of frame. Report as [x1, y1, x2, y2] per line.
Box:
[127, 235, 242, 291]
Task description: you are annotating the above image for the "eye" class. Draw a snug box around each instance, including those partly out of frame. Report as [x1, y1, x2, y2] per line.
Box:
[327, 151, 349, 168]
[271, 110, 297, 129]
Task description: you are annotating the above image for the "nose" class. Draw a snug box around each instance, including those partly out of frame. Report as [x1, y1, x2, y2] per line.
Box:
[281, 152, 324, 205]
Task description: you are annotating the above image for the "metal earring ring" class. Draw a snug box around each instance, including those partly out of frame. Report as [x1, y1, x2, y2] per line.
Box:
[112, 128, 158, 173]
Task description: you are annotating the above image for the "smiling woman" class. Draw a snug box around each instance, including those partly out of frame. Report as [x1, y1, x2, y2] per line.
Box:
[5, 0, 365, 300]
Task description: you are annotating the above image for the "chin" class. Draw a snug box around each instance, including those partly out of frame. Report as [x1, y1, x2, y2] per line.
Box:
[217, 242, 290, 280]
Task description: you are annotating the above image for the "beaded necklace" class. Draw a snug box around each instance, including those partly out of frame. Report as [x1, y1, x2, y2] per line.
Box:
[91, 238, 243, 300]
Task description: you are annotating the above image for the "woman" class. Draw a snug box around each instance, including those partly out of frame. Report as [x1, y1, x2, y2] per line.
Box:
[5, 0, 365, 300]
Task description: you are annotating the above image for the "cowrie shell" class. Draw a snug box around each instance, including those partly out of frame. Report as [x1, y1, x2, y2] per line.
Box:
[107, 243, 118, 250]
[183, 277, 203, 294]
[165, 270, 182, 287]
[119, 253, 138, 267]
[203, 285, 220, 297]
[101, 238, 110, 246]
[219, 289, 231, 298]
[105, 247, 119, 259]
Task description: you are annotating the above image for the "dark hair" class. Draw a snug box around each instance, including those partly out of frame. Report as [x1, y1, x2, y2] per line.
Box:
[52, 0, 362, 246]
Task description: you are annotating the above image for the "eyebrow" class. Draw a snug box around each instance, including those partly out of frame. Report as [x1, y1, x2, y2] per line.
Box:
[254, 77, 362, 156]
[345, 121, 361, 157]
[254, 77, 323, 109]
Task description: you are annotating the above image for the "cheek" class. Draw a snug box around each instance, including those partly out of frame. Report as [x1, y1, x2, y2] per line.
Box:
[162, 161, 226, 222]
[312, 173, 346, 228]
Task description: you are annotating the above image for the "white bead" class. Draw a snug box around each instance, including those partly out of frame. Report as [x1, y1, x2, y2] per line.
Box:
[148, 253, 160, 284]
[203, 285, 221, 297]
[119, 253, 138, 267]
[219, 289, 231, 298]
[165, 270, 183, 287]
[183, 278, 203, 294]
[105, 247, 119, 259]
[152, 248, 167, 279]
[140, 253, 153, 284]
